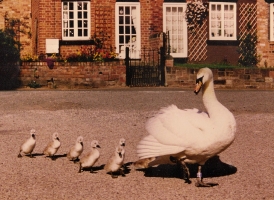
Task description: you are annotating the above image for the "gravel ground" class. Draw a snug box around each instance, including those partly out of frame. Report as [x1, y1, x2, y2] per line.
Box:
[0, 88, 273, 200]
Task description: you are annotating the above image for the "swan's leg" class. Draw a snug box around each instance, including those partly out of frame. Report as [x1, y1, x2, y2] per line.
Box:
[195, 165, 218, 187]
[180, 160, 191, 184]
[170, 156, 191, 183]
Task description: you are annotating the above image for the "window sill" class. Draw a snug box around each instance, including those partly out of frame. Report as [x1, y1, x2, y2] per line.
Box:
[60, 40, 95, 45]
[207, 40, 239, 46]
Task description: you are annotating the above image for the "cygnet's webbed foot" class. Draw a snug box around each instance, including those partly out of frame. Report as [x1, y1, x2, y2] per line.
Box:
[51, 156, 57, 161]
[111, 172, 118, 178]
[195, 178, 218, 187]
[119, 168, 126, 177]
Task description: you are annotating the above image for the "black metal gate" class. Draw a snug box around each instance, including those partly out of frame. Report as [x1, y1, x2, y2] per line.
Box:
[125, 46, 166, 87]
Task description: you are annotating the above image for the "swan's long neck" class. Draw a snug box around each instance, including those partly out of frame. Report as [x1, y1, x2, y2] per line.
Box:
[202, 80, 225, 118]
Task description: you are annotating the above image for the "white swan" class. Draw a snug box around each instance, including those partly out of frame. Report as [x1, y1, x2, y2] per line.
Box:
[134, 68, 236, 187]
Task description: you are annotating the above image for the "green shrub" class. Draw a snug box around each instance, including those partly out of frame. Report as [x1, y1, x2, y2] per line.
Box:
[0, 30, 20, 90]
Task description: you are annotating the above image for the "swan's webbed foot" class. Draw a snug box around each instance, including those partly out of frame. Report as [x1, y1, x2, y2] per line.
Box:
[195, 178, 218, 187]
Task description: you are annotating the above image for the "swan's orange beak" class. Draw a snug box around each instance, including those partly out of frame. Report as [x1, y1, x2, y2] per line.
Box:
[194, 80, 202, 95]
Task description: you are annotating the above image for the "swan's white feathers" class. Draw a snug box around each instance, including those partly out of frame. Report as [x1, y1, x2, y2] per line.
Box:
[138, 105, 213, 159]
[137, 134, 183, 158]
[136, 67, 236, 166]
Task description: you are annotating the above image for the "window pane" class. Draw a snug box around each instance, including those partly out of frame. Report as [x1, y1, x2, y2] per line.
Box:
[69, 29, 74, 36]
[83, 20, 87, 28]
[119, 36, 124, 43]
[119, 7, 124, 15]
[78, 29, 82, 36]
[78, 20, 82, 28]
[78, 3, 82, 10]
[69, 12, 74, 19]
[84, 12, 87, 19]
[69, 20, 74, 28]
[84, 29, 88, 36]
[83, 3, 87, 10]
[131, 26, 136, 34]
[69, 2, 73, 10]
[125, 7, 130, 14]
[119, 16, 124, 24]
[78, 12, 82, 19]
[125, 35, 130, 43]
[125, 16, 130, 24]
[119, 26, 124, 34]
[125, 26, 130, 34]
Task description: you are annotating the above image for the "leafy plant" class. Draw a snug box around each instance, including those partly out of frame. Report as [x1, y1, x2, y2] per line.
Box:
[65, 46, 117, 62]
[238, 8, 259, 67]
[27, 80, 41, 89]
[185, 0, 208, 33]
[0, 13, 31, 90]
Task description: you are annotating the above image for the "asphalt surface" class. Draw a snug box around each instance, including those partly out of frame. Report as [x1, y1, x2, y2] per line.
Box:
[0, 88, 273, 199]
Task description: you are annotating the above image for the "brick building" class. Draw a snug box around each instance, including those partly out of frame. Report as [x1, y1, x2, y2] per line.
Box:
[0, 0, 32, 54]
[2, 0, 274, 67]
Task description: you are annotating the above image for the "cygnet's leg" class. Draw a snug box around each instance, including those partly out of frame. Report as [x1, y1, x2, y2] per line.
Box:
[18, 152, 22, 158]
[195, 165, 218, 187]
[78, 163, 83, 173]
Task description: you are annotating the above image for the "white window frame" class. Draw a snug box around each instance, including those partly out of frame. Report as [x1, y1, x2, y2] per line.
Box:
[62, 1, 91, 40]
[270, 3, 274, 41]
[115, 2, 141, 59]
[163, 3, 188, 58]
[209, 2, 237, 40]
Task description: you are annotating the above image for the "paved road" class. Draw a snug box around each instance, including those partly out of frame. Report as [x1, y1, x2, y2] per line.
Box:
[0, 88, 273, 199]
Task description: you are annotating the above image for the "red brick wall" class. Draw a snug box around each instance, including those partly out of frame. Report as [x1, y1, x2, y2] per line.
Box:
[19, 61, 274, 89]
[0, 0, 32, 55]
[34, 0, 165, 57]
[20, 61, 126, 88]
[256, 0, 274, 67]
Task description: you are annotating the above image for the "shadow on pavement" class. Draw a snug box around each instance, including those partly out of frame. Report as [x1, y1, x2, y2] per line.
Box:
[139, 155, 237, 179]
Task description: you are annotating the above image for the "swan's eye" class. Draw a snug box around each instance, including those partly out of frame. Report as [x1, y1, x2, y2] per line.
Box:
[196, 76, 204, 84]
